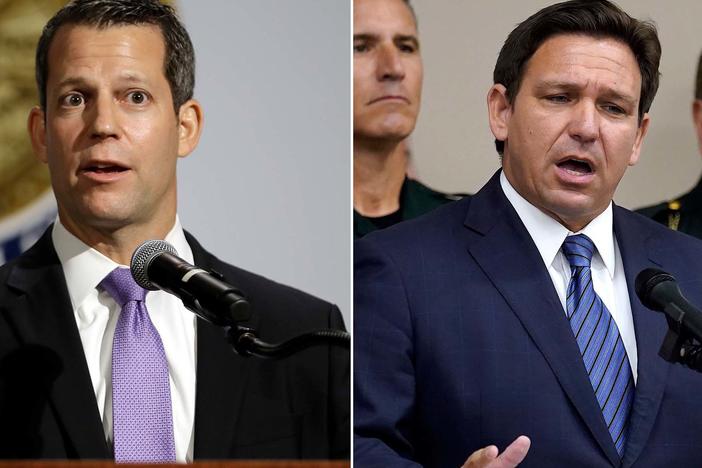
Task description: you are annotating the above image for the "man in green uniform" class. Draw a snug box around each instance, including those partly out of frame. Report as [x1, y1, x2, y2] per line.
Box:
[637, 53, 702, 237]
[353, 0, 461, 239]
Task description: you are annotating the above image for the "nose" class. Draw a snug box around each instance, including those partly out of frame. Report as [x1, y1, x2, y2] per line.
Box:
[376, 44, 404, 82]
[88, 93, 119, 139]
[568, 100, 599, 144]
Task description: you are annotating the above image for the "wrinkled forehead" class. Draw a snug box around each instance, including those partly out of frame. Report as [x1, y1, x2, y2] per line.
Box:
[523, 34, 642, 97]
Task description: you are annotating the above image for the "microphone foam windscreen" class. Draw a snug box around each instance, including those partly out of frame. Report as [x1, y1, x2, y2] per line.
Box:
[634, 267, 675, 311]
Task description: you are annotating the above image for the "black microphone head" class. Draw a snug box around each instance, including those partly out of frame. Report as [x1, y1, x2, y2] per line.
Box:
[131, 240, 178, 291]
[635, 267, 676, 311]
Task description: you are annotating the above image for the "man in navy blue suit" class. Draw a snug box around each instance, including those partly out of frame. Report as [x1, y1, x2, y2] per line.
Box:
[355, 1, 702, 466]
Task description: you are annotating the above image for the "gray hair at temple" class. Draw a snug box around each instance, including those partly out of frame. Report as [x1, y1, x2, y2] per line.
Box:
[35, 0, 195, 114]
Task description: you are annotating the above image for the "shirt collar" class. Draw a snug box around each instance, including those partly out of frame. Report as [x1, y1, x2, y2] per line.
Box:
[499, 171, 616, 278]
[52, 216, 194, 309]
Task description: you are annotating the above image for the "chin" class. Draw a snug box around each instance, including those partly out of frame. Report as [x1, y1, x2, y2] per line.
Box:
[554, 204, 603, 227]
[364, 112, 414, 137]
[549, 188, 596, 208]
[86, 214, 133, 231]
[77, 203, 135, 228]
[541, 195, 596, 221]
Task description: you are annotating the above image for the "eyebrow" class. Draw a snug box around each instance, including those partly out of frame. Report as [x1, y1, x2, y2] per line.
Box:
[353, 33, 377, 42]
[56, 73, 149, 89]
[353, 33, 419, 49]
[56, 76, 91, 89]
[534, 80, 637, 106]
[395, 34, 419, 49]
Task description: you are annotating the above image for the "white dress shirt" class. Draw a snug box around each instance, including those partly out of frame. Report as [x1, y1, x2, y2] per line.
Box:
[500, 172, 638, 383]
[52, 217, 197, 462]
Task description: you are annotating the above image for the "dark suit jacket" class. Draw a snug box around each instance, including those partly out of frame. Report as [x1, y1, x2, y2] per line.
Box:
[355, 171, 702, 467]
[0, 228, 349, 460]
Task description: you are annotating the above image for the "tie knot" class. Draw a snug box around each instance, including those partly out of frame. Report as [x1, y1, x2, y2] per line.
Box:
[562, 234, 595, 268]
[100, 267, 147, 306]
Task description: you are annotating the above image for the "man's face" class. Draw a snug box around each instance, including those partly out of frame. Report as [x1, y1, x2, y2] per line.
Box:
[353, 0, 422, 143]
[490, 34, 650, 231]
[30, 24, 192, 236]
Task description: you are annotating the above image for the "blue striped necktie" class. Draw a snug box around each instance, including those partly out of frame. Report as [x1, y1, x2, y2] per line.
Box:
[562, 234, 634, 458]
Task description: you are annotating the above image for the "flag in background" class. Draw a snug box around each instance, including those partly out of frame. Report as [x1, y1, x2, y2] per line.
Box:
[0, 1, 66, 264]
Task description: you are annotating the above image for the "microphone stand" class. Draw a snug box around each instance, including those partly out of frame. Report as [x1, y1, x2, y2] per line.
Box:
[226, 326, 350, 359]
[658, 303, 702, 372]
[178, 271, 350, 359]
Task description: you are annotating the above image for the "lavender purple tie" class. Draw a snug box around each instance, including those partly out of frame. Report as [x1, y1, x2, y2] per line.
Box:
[100, 267, 176, 463]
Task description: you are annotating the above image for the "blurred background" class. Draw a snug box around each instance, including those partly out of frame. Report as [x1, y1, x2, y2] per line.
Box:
[409, 0, 702, 211]
[0, 0, 351, 324]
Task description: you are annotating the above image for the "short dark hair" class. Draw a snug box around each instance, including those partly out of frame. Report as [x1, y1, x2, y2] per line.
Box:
[35, 0, 195, 113]
[493, 0, 661, 155]
[696, 53, 702, 100]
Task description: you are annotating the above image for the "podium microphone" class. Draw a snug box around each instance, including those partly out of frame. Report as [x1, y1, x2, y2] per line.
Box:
[635, 268, 702, 342]
[130, 240, 350, 359]
[636, 268, 702, 371]
[130, 240, 251, 327]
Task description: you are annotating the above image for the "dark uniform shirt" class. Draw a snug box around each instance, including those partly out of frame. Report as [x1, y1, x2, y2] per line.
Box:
[354, 177, 463, 239]
[636, 176, 702, 240]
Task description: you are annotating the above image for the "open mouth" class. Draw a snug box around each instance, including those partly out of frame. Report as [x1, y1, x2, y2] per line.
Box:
[83, 164, 128, 174]
[557, 158, 593, 175]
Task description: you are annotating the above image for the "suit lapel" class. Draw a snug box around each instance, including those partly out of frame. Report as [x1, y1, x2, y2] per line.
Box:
[4, 230, 109, 458]
[614, 207, 671, 468]
[189, 236, 254, 458]
[464, 173, 621, 466]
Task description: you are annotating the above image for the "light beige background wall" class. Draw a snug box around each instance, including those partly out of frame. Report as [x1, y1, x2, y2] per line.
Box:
[410, 1, 702, 209]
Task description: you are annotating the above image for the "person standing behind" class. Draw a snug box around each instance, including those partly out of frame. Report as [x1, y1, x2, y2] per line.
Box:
[353, 0, 461, 239]
[637, 53, 702, 237]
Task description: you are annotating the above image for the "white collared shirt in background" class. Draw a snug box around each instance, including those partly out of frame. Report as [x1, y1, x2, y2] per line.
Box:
[500, 171, 638, 383]
[52, 216, 196, 462]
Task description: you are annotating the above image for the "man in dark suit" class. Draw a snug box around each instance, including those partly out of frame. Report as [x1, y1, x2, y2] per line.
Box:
[355, 1, 702, 466]
[0, 0, 348, 462]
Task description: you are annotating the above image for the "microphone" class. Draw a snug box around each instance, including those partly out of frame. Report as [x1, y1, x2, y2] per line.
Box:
[635, 268, 702, 342]
[131, 240, 349, 359]
[130, 240, 251, 327]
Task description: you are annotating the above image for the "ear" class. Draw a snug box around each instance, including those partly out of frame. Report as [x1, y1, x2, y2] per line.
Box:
[176, 99, 204, 158]
[692, 99, 702, 155]
[487, 84, 512, 145]
[28, 106, 48, 163]
[628, 112, 651, 167]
